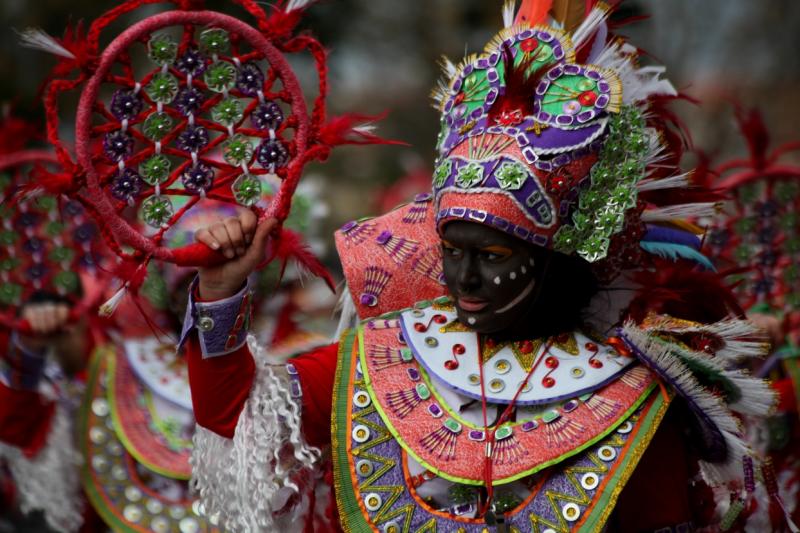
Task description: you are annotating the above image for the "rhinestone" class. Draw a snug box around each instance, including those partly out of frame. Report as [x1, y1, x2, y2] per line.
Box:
[562, 502, 580, 522]
[411, 309, 425, 318]
[91, 455, 109, 472]
[123, 504, 143, 523]
[580, 472, 600, 490]
[353, 390, 371, 408]
[424, 337, 438, 347]
[179, 517, 200, 533]
[352, 424, 370, 443]
[616, 421, 634, 434]
[150, 516, 170, 533]
[356, 460, 374, 477]
[598, 445, 617, 461]
[197, 316, 215, 331]
[364, 493, 383, 512]
[571, 366, 585, 378]
[383, 522, 400, 533]
[518, 380, 532, 393]
[111, 465, 127, 480]
[468, 374, 480, 386]
[89, 427, 107, 444]
[107, 441, 124, 456]
[489, 378, 505, 392]
[125, 486, 142, 502]
[92, 398, 109, 417]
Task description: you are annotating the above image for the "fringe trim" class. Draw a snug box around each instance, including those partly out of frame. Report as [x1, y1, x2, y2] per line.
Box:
[333, 282, 358, 342]
[190, 335, 321, 531]
[0, 404, 83, 532]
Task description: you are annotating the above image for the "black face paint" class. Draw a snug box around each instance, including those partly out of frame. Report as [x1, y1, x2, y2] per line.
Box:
[441, 221, 545, 336]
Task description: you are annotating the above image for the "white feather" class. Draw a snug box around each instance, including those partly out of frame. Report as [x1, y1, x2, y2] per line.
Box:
[571, 3, 611, 49]
[285, 0, 315, 12]
[333, 282, 357, 341]
[594, 41, 676, 104]
[502, 0, 517, 29]
[636, 173, 691, 192]
[642, 202, 720, 222]
[17, 28, 75, 59]
[439, 56, 458, 79]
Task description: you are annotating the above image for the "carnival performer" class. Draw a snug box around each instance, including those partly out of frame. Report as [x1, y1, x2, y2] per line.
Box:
[179, 2, 778, 532]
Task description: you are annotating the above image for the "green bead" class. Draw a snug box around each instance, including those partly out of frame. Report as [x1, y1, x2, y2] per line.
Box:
[734, 217, 757, 234]
[146, 72, 178, 104]
[609, 185, 637, 209]
[590, 165, 615, 186]
[448, 485, 478, 505]
[621, 160, 644, 179]
[415, 383, 431, 400]
[596, 208, 625, 232]
[204, 61, 237, 93]
[463, 72, 480, 92]
[571, 210, 592, 232]
[577, 79, 595, 92]
[0, 283, 22, 305]
[553, 226, 579, 254]
[734, 245, 751, 262]
[578, 189, 604, 211]
[780, 212, 798, 231]
[443, 418, 462, 433]
[494, 161, 528, 190]
[737, 183, 760, 204]
[495, 425, 512, 440]
[142, 111, 174, 141]
[433, 159, 452, 188]
[34, 195, 57, 212]
[49, 246, 74, 263]
[140, 195, 174, 228]
[53, 271, 79, 293]
[775, 181, 799, 203]
[541, 409, 560, 423]
[784, 264, 800, 282]
[0, 230, 17, 246]
[455, 162, 484, 188]
[222, 134, 254, 166]
[199, 28, 230, 56]
[577, 234, 610, 262]
[139, 154, 172, 185]
[231, 173, 262, 206]
[148, 34, 177, 65]
[44, 221, 64, 237]
[211, 98, 244, 125]
[0, 257, 19, 272]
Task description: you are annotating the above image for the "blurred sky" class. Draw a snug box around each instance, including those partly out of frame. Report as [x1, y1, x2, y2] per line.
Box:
[1, 0, 798, 264]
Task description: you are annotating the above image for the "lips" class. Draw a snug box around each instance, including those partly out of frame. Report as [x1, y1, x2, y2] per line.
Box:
[457, 297, 489, 312]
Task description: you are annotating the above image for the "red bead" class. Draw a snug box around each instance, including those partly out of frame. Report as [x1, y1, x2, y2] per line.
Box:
[519, 341, 534, 354]
[578, 91, 597, 106]
[589, 359, 604, 369]
[556, 333, 569, 343]
[434, 314, 448, 324]
[485, 338, 497, 349]
[454, 92, 465, 105]
[444, 360, 459, 371]
[496, 109, 523, 126]
[520, 39, 539, 53]
[585, 342, 598, 352]
[542, 376, 555, 388]
[414, 323, 426, 332]
[545, 356, 559, 369]
[453, 344, 466, 355]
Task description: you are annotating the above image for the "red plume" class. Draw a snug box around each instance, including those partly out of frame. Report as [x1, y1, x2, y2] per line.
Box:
[487, 46, 549, 127]
[317, 113, 406, 149]
[265, 228, 335, 292]
[733, 105, 770, 171]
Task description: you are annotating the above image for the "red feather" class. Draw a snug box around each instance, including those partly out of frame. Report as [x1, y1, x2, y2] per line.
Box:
[317, 113, 406, 149]
[734, 105, 770, 171]
[487, 46, 549, 127]
[0, 116, 39, 155]
[265, 228, 335, 292]
[514, 0, 554, 27]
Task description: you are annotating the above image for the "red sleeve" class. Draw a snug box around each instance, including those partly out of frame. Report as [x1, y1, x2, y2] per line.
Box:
[0, 383, 55, 457]
[186, 331, 256, 439]
[290, 343, 339, 448]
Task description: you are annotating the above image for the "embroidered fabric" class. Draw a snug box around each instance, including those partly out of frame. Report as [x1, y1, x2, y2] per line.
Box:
[0, 403, 83, 532]
[190, 335, 321, 531]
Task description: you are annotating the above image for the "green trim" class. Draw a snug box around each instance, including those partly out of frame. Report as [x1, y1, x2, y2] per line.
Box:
[332, 329, 372, 533]
[142, 389, 194, 451]
[579, 391, 672, 532]
[357, 324, 657, 486]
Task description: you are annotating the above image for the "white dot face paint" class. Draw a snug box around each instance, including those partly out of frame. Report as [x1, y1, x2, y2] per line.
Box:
[510, 271, 517, 280]
[494, 276, 501, 285]
[521, 265, 527, 275]
[467, 317, 476, 325]
[529, 258, 535, 266]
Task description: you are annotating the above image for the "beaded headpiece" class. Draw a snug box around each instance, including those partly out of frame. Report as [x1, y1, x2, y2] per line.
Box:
[432, 0, 717, 273]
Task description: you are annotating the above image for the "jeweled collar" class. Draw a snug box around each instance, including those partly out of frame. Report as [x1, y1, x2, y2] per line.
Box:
[398, 297, 634, 405]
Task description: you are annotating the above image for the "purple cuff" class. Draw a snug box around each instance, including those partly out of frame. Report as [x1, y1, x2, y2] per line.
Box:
[286, 363, 303, 400]
[1, 333, 48, 390]
[178, 276, 253, 359]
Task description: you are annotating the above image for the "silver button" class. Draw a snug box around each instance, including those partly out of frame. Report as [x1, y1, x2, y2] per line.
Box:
[197, 316, 214, 331]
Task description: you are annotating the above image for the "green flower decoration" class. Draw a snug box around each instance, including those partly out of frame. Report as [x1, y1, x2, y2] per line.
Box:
[148, 34, 177, 66]
[734, 244, 751, 262]
[141, 195, 174, 228]
[786, 237, 800, 255]
[53, 271, 80, 293]
[595, 207, 625, 234]
[232, 173, 262, 206]
[553, 226, 579, 254]
[34, 195, 57, 212]
[204, 61, 236, 93]
[784, 264, 800, 282]
[734, 217, 757, 234]
[737, 183, 760, 204]
[45, 221, 65, 237]
[455, 162, 484, 188]
[199, 28, 230, 56]
[142, 112, 174, 141]
[49, 246, 75, 264]
[146, 72, 179, 104]
[0, 257, 19, 272]
[608, 185, 638, 210]
[0, 283, 22, 305]
[0, 230, 17, 246]
[223, 134, 254, 166]
[578, 189, 604, 212]
[211, 98, 244, 126]
[780, 212, 798, 231]
[433, 159, 452, 188]
[448, 485, 478, 506]
[577, 234, 611, 263]
[494, 160, 528, 190]
[139, 154, 172, 185]
[775, 181, 799, 204]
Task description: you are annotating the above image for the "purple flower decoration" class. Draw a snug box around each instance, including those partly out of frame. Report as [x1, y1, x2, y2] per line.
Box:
[175, 48, 207, 77]
[174, 87, 206, 116]
[73, 223, 97, 243]
[110, 89, 143, 121]
[22, 238, 44, 254]
[103, 130, 135, 162]
[181, 162, 214, 194]
[256, 139, 289, 169]
[176, 125, 210, 152]
[63, 200, 84, 217]
[110, 168, 143, 202]
[26, 263, 47, 281]
[236, 62, 264, 96]
[15, 212, 40, 229]
[251, 101, 284, 131]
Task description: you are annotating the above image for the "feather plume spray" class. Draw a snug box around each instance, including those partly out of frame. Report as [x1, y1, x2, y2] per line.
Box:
[487, 46, 550, 125]
[264, 227, 335, 292]
[640, 241, 715, 271]
[643, 317, 770, 363]
[571, 2, 611, 49]
[513, 0, 554, 27]
[18, 22, 93, 79]
[502, 0, 517, 28]
[264, 0, 318, 39]
[643, 225, 702, 249]
[641, 202, 719, 222]
[318, 113, 407, 149]
[621, 322, 750, 482]
[639, 186, 727, 208]
[734, 105, 769, 171]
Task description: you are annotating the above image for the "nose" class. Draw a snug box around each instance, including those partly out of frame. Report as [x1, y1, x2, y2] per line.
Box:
[456, 251, 481, 292]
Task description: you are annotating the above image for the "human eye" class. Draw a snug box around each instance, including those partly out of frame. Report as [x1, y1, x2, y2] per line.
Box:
[479, 246, 512, 262]
[441, 242, 462, 258]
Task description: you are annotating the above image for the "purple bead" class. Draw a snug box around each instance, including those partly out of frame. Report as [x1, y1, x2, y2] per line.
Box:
[181, 162, 214, 193]
[468, 429, 485, 441]
[110, 89, 143, 121]
[22, 238, 44, 253]
[174, 87, 206, 116]
[255, 138, 288, 168]
[251, 101, 283, 131]
[110, 168, 143, 201]
[73, 223, 96, 243]
[562, 399, 580, 413]
[236, 62, 264, 96]
[414, 192, 432, 202]
[427, 404, 442, 417]
[359, 293, 378, 307]
[15, 212, 40, 229]
[521, 420, 538, 432]
[176, 125, 210, 152]
[79, 253, 96, 268]
[63, 200, 84, 217]
[407, 368, 420, 381]
[375, 231, 392, 245]
[26, 263, 47, 280]
[175, 48, 207, 77]
[103, 130, 134, 162]
[341, 220, 358, 232]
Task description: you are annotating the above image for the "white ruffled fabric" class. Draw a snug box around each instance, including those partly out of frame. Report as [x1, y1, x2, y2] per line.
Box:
[190, 335, 322, 532]
[0, 403, 83, 532]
